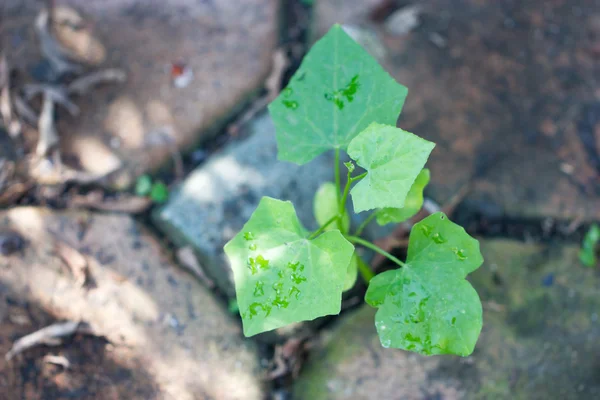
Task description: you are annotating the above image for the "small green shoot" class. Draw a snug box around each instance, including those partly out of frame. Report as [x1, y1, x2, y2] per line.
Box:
[135, 174, 153, 196]
[223, 25, 484, 356]
[580, 224, 600, 267]
[135, 175, 169, 204]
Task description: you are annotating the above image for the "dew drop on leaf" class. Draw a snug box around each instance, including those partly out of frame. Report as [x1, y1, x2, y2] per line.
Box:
[243, 232, 255, 241]
[283, 87, 293, 97]
[282, 100, 299, 110]
[432, 232, 447, 244]
[289, 286, 301, 299]
[253, 281, 265, 297]
[420, 224, 433, 237]
[249, 243, 257, 251]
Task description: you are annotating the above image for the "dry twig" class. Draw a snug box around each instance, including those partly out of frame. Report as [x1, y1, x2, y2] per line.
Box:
[69, 191, 152, 213]
[43, 354, 71, 369]
[5, 321, 86, 360]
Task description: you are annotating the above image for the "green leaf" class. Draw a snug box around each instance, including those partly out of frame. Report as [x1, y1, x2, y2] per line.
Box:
[376, 169, 430, 225]
[579, 223, 600, 267]
[135, 174, 153, 196]
[347, 123, 435, 213]
[224, 197, 354, 337]
[150, 182, 169, 203]
[365, 212, 483, 356]
[268, 25, 408, 165]
[313, 182, 350, 233]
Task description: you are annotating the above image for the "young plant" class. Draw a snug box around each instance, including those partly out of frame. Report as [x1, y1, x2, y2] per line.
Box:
[224, 25, 484, 356]
[580, 223, 600, 267]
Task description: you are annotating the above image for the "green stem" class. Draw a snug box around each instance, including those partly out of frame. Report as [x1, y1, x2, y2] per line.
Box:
[334, 148, 343, 231]
[350, 172, 367, 182]
[346, 235, 406, 268]
[355, 211, 378, 237]
[308, 215, 338, 239]
[356, 255, 375, 283]
[334, 148, 341, 201]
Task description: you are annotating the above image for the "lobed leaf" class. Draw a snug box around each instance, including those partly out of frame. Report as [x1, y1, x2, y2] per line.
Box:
[268, 25, 408, 165]
[347, 123, 435, 213]
[376, 168, 430, 225]
[365, 212, 483, 356]
[313, 182, 350, 234]
[224, 197, 354, 336]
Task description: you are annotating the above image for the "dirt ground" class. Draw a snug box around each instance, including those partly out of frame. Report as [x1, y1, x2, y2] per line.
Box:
[0, 0, 599, 399]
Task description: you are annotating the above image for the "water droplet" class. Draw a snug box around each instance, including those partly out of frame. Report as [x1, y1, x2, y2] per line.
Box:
[432, 232, 447, 244]
[289, 286, 301, 299]
[451, 317, 457, 325]
[291, 272, 307, 285]
[450, 247, 466, 260]
[277, 270, 284, 279]
[272, 295, 290, 309]
[253, 281, 265, 297]
[283, 87, 293, 97]
[420, 224, 433, 237]
[243, 232, 255, 241]
[247, 258, 258, 275]
[249, 243, 257, 251]
[382, 339, 391, 348]
[256, 255, 269, 270]
[282, 100, 298, 110]
[272, 281, 284, 294]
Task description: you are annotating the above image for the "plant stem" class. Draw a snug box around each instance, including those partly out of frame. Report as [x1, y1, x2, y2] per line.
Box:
[354, 211, 378, 237]
[334, 148, 343, 231]
[308, 215, 338, 239]
[356, 255, 375, 283]
[350, 172, 367, 182]
[334, 148, 341, 201]
[346, 235, 406, 268]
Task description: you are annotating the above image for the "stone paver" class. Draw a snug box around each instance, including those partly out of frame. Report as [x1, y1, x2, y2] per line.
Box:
[0, 208, 264, 400]
[312, 0, 600, 221]
[3, 0, 279, 187]
[153, 111, 336, 297]
[294, 239, 600, 399]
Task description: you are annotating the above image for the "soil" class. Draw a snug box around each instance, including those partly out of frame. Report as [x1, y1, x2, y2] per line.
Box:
[0, 286, 158, 400]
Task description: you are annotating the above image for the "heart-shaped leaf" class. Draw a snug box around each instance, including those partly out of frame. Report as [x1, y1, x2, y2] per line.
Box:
[348, 123, 435, 213]
[365, 212, 483, 356]
[268, 25, 408, 165]
[224, 197, 354, 336]
[376, 168, 430, 225]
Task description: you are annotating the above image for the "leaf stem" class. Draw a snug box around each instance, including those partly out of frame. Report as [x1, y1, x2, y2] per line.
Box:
[354, 211, 378, 237]
[350, 172, 367, 182]
[334, 148, 343, 231]
[346, 235, 406, 268]
[356, 255, 375, 283]
[308, 215, 338, 239]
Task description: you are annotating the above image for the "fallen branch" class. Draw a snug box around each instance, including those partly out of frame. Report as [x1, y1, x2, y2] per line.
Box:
[5, 321, 85, 360]
[69, 191, 152, 213]
[68, 69, 126, 95]
[35, 92, 58, 157]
